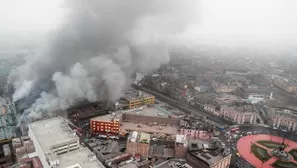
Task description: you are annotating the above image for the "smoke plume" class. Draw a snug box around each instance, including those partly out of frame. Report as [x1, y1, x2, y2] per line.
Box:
[8, 0, 198, 124]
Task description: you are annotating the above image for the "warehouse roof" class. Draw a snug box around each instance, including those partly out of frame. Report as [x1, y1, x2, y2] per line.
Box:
[28, 117, 105, 168]
[28, 117, 79, 154]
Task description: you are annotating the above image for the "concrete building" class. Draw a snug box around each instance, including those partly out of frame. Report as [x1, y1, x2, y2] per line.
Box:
[90, 113, 120, 134]
[220, 103, 259, 124]
[186, 139, 231, 168]
[27, 117, 105, 168]
[174, 135, 187, 159]
[203, 95, 242, 116]
[118, 90, 155, 110]
[211, 80, 237, 93]
[236, 87, 268, 104]
[271, 108, 297, 131]
[126, 131, 150, 157]
[179, 120, 211, 140]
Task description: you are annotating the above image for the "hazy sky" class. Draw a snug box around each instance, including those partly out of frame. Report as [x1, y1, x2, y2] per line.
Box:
[1, 0, 297, 49]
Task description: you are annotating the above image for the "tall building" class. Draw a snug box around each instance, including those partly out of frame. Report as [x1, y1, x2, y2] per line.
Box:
[27, 117, 105, 168]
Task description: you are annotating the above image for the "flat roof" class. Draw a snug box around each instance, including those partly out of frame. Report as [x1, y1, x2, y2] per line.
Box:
[125, 106, 169, 118]
[176, 135, 187, 144]
[123, 90, 154, 102]
[140, 132, 151, 143]
[191, 151, 230, 166]
[58, 147, 105, 168]
[28, 117, 105, 168]
[121, 122, 178, 135]
[28, 117, 79, 154]
[91, 113, 120, 122]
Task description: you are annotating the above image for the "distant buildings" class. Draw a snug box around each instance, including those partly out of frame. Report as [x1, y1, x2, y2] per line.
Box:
[236, 87, 269, 104]
[0, 96, 17, 141]
[208, 76, 237, 93]
[273, 78, 297, 94]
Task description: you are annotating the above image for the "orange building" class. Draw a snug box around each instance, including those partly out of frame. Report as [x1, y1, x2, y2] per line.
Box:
[90, 114, 120, 134]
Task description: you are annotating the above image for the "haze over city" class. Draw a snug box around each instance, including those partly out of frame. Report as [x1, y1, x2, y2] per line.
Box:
[0, 1, 297, 168]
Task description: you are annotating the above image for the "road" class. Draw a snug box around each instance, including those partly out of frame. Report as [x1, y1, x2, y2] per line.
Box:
[132, 84, 233, 126]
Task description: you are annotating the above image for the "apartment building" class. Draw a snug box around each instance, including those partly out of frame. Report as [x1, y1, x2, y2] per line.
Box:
[220, 103, 259, 124]
[271, 108, 297, 131]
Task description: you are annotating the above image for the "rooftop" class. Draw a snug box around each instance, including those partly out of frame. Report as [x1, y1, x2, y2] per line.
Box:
[122, 89, 154, 102]
[91, 113, 121, 122]
[125, 105, 172, 118]
[28, 117, 105, 168]
[176, 134, 187, 144]
[121, 122, 178, 135]
[213, 95, 241, 105]
[140, 132, 151, 143]
[28, 117, 79, 154]
[272, 108, 297, 120]
[57, 147, 104, 168]
[190, 150, 230, 166]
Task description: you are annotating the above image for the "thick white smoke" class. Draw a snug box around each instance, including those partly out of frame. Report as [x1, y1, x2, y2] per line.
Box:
[13, 80, 33, 102]
[9, 0, 199, 124]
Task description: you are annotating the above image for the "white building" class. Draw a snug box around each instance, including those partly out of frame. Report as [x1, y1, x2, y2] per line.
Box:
[28, 117, 105, 168]
[247, 94, 265, 104]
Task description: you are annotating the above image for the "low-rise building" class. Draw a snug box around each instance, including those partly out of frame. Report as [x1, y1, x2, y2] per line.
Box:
[117, 90, 155, 110]
[90, 113, 120, 134]
[220, 103, 259, 124]
[186, 139, 231, 168]
[126, 131, 150, 157]
[271, 108, 297, 131]
[179, 117, 212, 140]
[174, 135, 188, 159]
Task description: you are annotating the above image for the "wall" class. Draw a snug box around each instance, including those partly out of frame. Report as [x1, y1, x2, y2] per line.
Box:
[90, 120, 120, 134]
[210, 154, 231, 168]
[126, 142, 150, 157]
[180, 129, 211, 140]
[122, 114, 180, 126]
[174, 143, 187, 159]
[28, 126, 50, 168]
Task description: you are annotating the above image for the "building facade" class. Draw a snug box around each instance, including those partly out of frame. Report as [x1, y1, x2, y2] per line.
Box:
[90, 114, 120, 134]
[272, 111, 297, 131]
[180, 129, 211, 140]
[220, 105, 259, 124]
[174, 135, 187, 159]
[126, 132, 150, 157]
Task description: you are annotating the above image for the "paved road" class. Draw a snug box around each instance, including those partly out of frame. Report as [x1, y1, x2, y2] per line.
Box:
[133, 84, 233, 126]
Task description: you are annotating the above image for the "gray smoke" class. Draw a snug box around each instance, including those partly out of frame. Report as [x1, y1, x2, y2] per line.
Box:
[8, 0, 199, 124]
